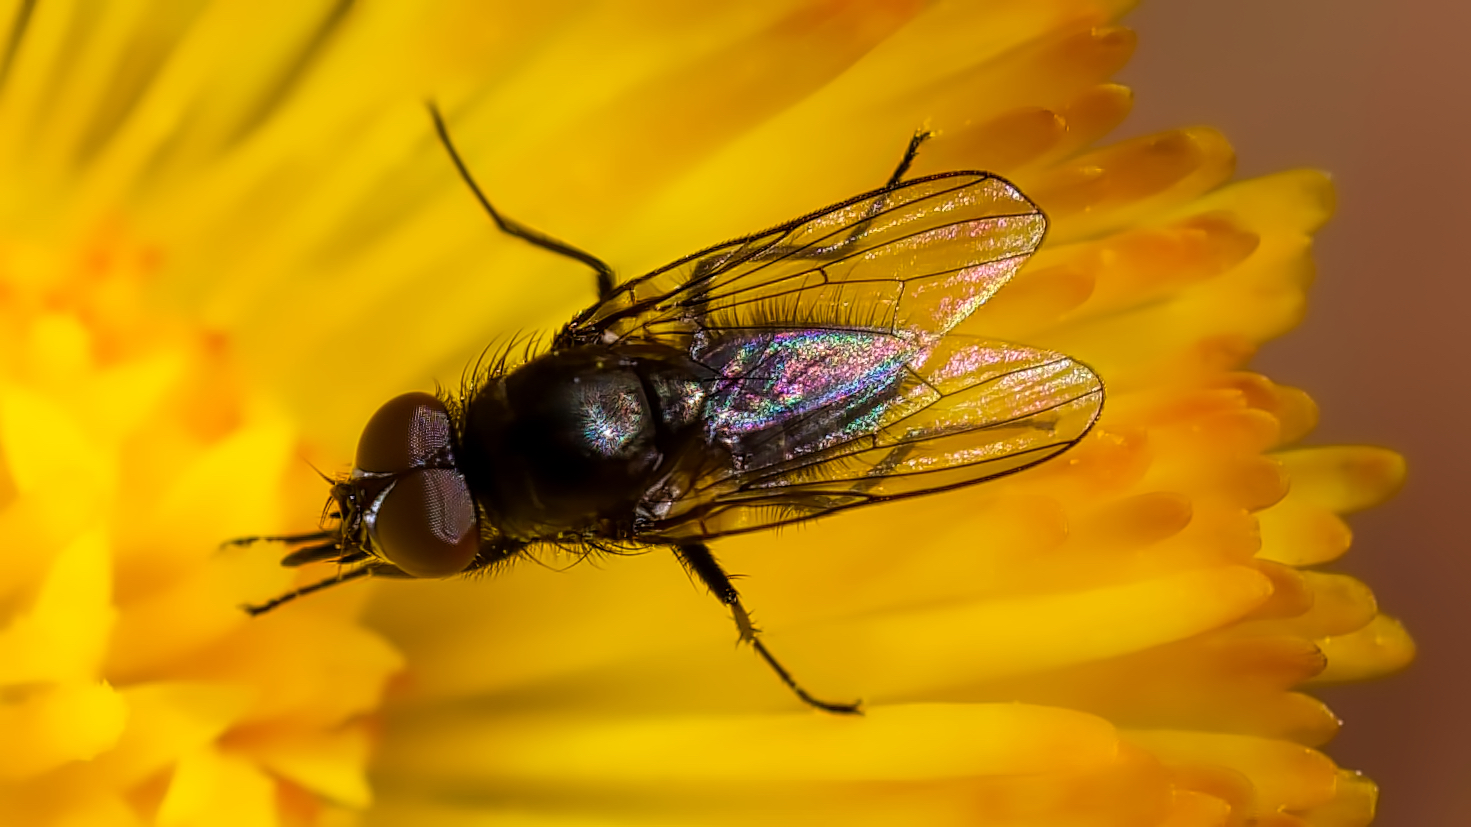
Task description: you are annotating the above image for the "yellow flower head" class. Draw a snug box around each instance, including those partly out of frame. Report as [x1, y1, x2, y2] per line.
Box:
[0, 2, 1411, 826]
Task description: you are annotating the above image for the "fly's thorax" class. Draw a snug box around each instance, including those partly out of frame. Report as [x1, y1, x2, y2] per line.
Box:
[458, 344, 711, 540]
[347, 392, 480, 578]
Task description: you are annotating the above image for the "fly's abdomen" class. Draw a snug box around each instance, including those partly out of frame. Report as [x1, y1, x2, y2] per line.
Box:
[695, 328, 917, 467]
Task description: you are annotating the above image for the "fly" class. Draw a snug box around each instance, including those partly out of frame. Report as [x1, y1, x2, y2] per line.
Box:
[228, 104, 1105, 714]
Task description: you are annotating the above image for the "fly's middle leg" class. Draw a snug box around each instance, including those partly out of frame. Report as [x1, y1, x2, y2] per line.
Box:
[427, 102, 617, 300]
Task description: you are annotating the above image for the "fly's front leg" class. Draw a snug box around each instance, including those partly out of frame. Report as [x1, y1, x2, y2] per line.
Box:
[673, 542, 861, 714]
[241, 562, 413, 616]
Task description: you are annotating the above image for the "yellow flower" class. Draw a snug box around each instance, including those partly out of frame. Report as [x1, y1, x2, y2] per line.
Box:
[0, 2, 1412, 826]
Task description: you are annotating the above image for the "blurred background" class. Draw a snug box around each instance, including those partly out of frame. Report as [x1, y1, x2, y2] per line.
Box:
[1119, 2, 1467, 823]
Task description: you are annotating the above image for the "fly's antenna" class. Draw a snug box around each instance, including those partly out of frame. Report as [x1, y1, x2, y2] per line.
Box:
[304, 459, 337, 487]
[426, 101, 618, 300]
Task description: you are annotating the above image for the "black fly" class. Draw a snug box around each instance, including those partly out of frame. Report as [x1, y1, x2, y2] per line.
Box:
[228, 104, 1105, 714]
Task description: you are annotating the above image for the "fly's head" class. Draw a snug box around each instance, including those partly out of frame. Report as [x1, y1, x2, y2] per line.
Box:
[334, 392, 482, 578]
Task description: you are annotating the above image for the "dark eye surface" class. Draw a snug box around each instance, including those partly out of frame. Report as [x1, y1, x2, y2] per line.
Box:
[353, 392, 480, 577]
[356, 392, 454, 473]
[371, 468, 479, 578]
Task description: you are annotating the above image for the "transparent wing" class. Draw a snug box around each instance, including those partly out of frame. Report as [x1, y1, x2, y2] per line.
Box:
[557, 172, 1047, 349]
[650, 336, 1104, 540]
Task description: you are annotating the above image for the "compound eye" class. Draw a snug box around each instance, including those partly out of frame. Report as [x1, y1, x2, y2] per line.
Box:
[371, 468, 480, 577]
[356, 392, 453, 473]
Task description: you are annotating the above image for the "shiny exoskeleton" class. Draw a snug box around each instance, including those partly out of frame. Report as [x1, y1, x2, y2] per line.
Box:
[461, 343, 713, 544]
[228, 104, 1105, 714]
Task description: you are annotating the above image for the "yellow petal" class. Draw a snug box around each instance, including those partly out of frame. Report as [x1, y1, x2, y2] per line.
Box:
[1275, 447, 1407, 514]
[1311, 615, 1415, 683]
[380, 703, 1118, 784]
[1126, 731, 1338, 813]
[1256, 498, 1353, 567]
[0, 384, 111, 494]
[1297, 770, 1377, 827]
[157, 747, 277, 827]
[250, 724, 374, 808]
[0, 530, 113, 684]
[87, 681, 256, 789]
[0, 681, 127, 779]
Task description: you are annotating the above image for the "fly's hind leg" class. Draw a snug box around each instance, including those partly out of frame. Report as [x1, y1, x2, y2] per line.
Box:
[692, 129, 934, 278]
[673, 542, 862, 714]
[811, 127, 933, 256]
[682, 128, 935, 327]
[886, 128, 933, 188]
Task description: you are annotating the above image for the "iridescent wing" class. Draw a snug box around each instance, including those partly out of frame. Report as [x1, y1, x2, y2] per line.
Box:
[558, 169, 1101, 540]
[556, 172, 1047, 349]
[648, 334, 1103, 540]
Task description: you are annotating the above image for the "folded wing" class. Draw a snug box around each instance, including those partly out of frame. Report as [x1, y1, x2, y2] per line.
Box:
[653, 335, 1104, 540]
